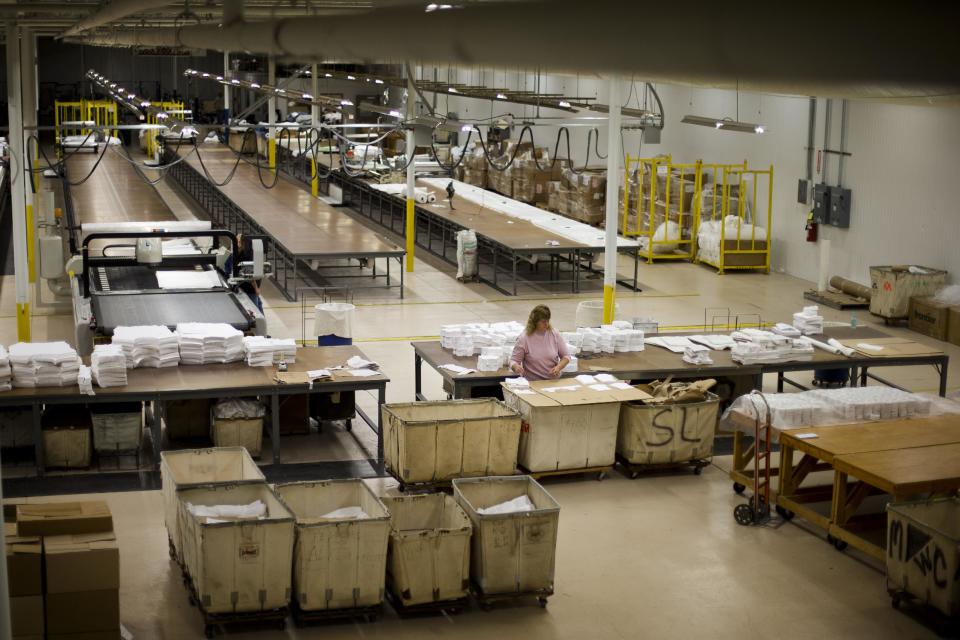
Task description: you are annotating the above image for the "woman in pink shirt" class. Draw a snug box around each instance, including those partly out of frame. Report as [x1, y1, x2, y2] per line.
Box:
[509, 305, 571, 380]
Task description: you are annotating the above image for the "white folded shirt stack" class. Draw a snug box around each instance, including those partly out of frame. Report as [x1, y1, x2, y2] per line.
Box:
[0, 345, 11, 392]
[682, 345, 714, 365]
[792, 306, 824, 335]
[8, 341, 81, 388]
[91, 344, 128, 387]
[242, 336, 297, 367]
[112, 325, 181, 368]
[176, 322, 244, 365]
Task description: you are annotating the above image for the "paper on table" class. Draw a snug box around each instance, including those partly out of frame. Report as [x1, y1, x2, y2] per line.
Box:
[439, 363, 477, 375]
[503, 377, 530, 387]
[513, 388, 536, 395]
[589, 384, 611, 391]
[346, 355, 377, 369]
[594, 373, 618, 383]
[794, 433, 819, 439]
[542, 385, 579, 393]
[347, 368, 379, 377]
[856, 343, 883, 352]
[575, 374, 597, 385]
[307, 369, 331, 379]
[611, 382, 633, 390]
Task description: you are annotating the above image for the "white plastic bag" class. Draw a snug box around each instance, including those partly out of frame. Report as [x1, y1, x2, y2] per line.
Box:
[456, 229, 478, 280]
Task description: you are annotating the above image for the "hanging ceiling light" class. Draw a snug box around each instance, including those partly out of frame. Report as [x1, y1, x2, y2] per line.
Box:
[682, 114, 767, 134]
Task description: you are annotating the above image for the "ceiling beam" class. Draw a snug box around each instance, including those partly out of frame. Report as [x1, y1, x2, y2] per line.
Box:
[60, 0, 179, 38]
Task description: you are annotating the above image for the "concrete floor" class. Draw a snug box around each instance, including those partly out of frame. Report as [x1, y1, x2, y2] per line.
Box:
[2, 170, 958, 639]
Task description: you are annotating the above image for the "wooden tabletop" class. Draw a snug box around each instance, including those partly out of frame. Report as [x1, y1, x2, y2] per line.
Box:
[180, 147, 402, 258]
[67, 151, 175, 225]
[779, 415, 960, 464]
[833, 442, 960, 496]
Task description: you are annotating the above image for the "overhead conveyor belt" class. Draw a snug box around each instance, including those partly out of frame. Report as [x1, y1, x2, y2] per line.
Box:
[165, 145, 405, 301]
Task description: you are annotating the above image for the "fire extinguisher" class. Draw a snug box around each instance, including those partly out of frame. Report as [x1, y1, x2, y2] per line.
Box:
[805, 211, 818, 242]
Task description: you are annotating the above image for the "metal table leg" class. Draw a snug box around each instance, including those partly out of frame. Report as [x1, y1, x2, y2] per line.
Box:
[414, 353, 424, 401]
[377, 383, 386, 464]
[271, 393, 281, 464]
[152, 395, 163, 470]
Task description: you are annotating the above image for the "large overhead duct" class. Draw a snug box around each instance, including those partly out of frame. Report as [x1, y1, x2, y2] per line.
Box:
[61, 0, 960, 102]
[60, 0, 177, 38]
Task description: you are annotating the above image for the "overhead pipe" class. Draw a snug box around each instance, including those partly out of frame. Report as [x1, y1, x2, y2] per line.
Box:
[60, 1, 960, 102]
[60, 0, 177, 38]
[837, 99, 848, 187]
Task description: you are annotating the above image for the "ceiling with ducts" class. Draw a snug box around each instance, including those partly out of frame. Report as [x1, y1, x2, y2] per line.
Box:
[7, 0, 959, 104]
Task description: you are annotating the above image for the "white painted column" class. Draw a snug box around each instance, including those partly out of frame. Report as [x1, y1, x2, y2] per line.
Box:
[405, 70, 416, 272]
[223, 50, 231, 113]
[21, 27, 37, 285]
[267, 54, 276, 171]
[6, 23, 30, 342]
[602, 77, 622, 323]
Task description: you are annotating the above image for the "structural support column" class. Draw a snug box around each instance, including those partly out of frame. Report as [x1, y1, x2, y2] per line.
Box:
[267, 54, 276, 172]
[223, 50, 231, 141]
[22, 27, 37, 284]
[310, 63, 319, 197]
[602, 76, 621, 323]
[404, 68, 416, 272]
[6, 23, 30, 342]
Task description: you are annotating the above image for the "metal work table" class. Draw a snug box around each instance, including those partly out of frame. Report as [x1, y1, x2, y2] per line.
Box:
[0, 345, 388, 478]
[166, 146, 405, 300]
[282, 147, 642, 296]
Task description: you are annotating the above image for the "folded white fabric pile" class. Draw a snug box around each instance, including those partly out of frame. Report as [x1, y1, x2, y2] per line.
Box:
[683, 345, 714, 365]
[91, 344, 128, 387]
[242, 336, 297, 367]
[730, 330, 813, 365]
[186, 499, 267, 522]
[112, 325, 180, 368]
[8, 341, 81, 388]
[176, 322, 244, 365]
[441, 322, 525, 357]
[771, 322, 802, 338]
[78, 365, 95, 396]
[688, 334, 737, 350]
[0, 345, 11, 392]
[810, 387, 933, 422]
[792, 306, 824, 335]
[576, 326, 644, 354]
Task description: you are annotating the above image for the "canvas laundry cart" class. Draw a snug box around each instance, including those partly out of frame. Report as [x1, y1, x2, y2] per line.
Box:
[380, 493, 472, 613]
[453, 476, 560, 608]
[276, 480, 390, 622]
[160, 447, 265, 564]
[382, 399, 521, 491]
[178, 483, 295, 637]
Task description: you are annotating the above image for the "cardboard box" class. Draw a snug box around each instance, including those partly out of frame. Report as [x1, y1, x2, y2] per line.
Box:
[949, 306, 960, 347]
[16, 501, 113, 537]
[4, 498, 26, 522]
[6, 523, 42, 595]
[45, 531, 119, 593]
[869, 265, 948, 320]
[908, 296, 950, 341]
[46, 589, 119, 635]
[502, 379, 649, 472]
[11, 594, 44, 637]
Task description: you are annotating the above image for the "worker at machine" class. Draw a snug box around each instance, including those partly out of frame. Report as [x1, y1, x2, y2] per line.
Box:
[229, 234, 264, 313]
[509, 305, 571, 380]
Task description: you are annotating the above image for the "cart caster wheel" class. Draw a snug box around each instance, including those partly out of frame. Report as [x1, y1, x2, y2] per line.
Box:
[538, 597, 549, 608]
[596, 471, 606, 481]
[345, 420, 353, 432]
[480, 601, 492, 612]
[397, 483, 406, 493]
[733, 482, 746, 494]
[733, 503, 754, 526]
[748, 495, 767, 513]
[693, 465, 703, 476]
[890, 594, 901, 609]
[204, 624, 214, 639]
[630, 471, 639, 480]
[833, 537, 848, 551]
[775, 505, 795, 521]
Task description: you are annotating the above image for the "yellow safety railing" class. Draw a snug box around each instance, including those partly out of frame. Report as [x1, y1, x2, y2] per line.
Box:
[144, 101, 184, 159]
[54, 100, 117, 146]
[696, 163, 773, 274]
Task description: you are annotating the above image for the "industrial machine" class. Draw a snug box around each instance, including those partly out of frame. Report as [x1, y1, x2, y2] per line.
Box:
[70, 228, 269, 355]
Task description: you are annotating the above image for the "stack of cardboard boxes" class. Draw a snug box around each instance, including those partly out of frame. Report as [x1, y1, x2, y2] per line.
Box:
[547, 168, 607, 225]
[908, 296, 960, 346]
[458, 146, 488, 187]
[7, 501, 119, 640]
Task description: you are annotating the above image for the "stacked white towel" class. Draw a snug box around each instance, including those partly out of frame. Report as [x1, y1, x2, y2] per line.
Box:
[242, 336, 297, 367]
[78, 365, 95, 395]
[8, 342, 81, 388]
[176, 323, 244, 364]
[91, 344, 128, 387]
[0, 345, 11, 392]
[112, 325, 180, 368]
[792, 306, 824, 335]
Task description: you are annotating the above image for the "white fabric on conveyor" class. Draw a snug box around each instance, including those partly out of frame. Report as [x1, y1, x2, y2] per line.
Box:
[156, 270, 224, 290]
[242, 336, 297, 367]
[112, 325, 180, 369]
[91, 344, 128, 388]
[8, 342, 81, 388]
[477, 495, 535, 515]
[176, 322, 244, 365]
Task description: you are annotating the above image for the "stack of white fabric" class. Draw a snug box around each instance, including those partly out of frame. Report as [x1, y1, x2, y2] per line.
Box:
[0, 345, 11, 392]
[561, 332, 583, 355]
[91, 344, 128, 387]
[441, 322, 525, 355]
[112, 326, 180, 368]
[176, 323, 244, 365]
[8, 342, 81, 388]
[730, 330, 814, 365]
[682, 345, 713, 365]
[811, 387, 933, 422]
[576, 326, 645, 354]
[771, 323, 802, 338]
[242, 336, 297, 367]
[792, 306, 824, 335]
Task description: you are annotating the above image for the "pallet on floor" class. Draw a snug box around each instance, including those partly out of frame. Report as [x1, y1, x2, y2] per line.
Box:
[803, 288, 870, 310]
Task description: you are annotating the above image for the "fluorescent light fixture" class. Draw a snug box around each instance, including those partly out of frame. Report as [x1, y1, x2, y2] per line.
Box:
[216, 75, 223, 81]
[558, 100, 571, 108]
[324, 73, 332, 78]
[202, 73, 209, 78]
[375, 79, 384, 84]
[140, 101, 151, 107]
[128, 94, 136, 99]
[302, 93, 313, 99]
[341, 100, 353, 106]
[682, 114, 767, 134]
[347, 75, 356, 80]
[275, 88, 285, 93]
[460, 125, 473, 132]
[448, 87, 458, 93]
[231, 79, 240, 84]
[251, 82, 260, 88]
[388, 109, 401, 117]
[496, 93, 507, 100]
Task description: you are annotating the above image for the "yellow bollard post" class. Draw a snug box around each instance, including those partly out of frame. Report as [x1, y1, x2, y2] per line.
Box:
[405, 198, 415, 272]
[311, 158, 318, 197]
[25, 204, 35, 283]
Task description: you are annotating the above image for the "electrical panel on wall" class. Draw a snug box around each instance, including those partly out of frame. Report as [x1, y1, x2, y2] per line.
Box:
[828, 187, 851, 228]
[812, 183, 831, 224]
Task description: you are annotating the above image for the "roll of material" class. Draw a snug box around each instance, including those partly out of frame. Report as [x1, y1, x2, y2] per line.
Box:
[829, 276, 873, 301]
[818, 239, 831, 292]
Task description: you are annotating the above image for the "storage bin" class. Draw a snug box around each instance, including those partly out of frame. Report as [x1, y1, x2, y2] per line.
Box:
[503, 387, 620, 472]
[42, 405, 91, 469]
[90, 402, 142, 454]
[276, 480, 390, 611]
[617, 394, 720, 465]
[269, 394, 310, 435]
[886, 497, 959, 617]
[453, 476, 560, 596]
[380, 493, 471, 606]
[160, 447, 265, 562]
[869, 265, 947, 320]
[165, 398, 213, 441]
[0, 407, 33, 449]
[575, 300, 620, 328]
[310, 391, 356, 421]
[178, 483, 294, 614]
[211, 398, 265, 457]
[382, 399, 521, 485]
